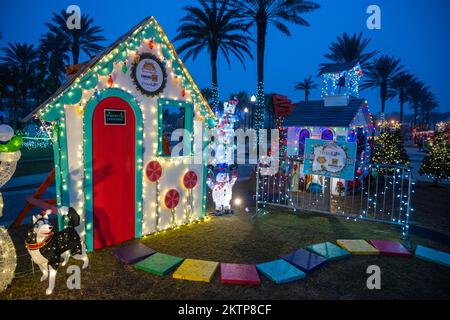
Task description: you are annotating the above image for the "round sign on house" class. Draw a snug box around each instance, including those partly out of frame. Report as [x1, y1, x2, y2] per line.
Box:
[132, 53, 167, 96]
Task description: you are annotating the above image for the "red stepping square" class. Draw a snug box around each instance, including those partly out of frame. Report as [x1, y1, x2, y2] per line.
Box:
[368, 240, 412, 257]
[220, 263, 261, 285]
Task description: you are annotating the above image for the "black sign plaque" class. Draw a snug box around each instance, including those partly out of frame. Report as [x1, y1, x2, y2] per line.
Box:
[104, 109, 126, 125]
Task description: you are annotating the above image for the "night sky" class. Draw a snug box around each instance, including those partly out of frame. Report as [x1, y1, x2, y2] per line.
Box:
[1, 0, 449, 115]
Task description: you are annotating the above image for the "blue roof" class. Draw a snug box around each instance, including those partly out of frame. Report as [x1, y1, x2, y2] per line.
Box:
[283, 98, 366, 128]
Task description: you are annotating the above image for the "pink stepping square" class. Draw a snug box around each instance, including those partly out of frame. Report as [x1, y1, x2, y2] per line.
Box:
[220, 263, 261, 285]
[368, 240, 412, 257]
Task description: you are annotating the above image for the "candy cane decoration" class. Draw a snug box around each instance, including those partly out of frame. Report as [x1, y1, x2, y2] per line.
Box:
[183, 171, 198, 222]
[164, 189, 180, 228]
[146, 160, 162, 231]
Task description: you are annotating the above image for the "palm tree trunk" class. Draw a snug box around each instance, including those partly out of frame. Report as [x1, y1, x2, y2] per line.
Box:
[413, 104, 418, 128]
[255, 20, 267, 135]
[72, 44, 80, 65]
[210, 51, 219, 110]
[305, 90, 309, 102]
[399, 99, 404, 123]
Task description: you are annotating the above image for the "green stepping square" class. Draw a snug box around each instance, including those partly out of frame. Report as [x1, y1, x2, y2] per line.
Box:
[307, 242, 351, 261]
[135, 253, 184, 276]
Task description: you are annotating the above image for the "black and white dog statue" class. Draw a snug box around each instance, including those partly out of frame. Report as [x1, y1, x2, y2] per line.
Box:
[25, 207, 89, 295]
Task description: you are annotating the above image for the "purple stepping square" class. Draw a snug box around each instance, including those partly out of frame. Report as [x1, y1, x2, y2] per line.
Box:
[111, 242, 156, 264]
[368, 240, 412, 257]
[220, 263, 261, 285]
[281, 248, 327, 272]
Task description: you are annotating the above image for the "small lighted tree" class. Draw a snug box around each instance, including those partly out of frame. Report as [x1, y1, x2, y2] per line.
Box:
[372, 128, 409, 165]
[419, 126, 450, 184]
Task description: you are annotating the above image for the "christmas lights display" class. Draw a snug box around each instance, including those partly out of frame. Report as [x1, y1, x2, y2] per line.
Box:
[0, 226, 16, 293]
[16, 124, 52, 150]
[372, 129, 409, 165]
[207, 97, 239, 215]
[0, 124, 23, 218]
[419, 124, 450, 183]
[321, 62, 363, 97]
[26, 17, 216, 251]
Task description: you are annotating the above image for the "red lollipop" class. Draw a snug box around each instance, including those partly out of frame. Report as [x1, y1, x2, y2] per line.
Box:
[146, 160, 162, 182]
[165, 189, 180, 209]
[183, 171, 198, 189]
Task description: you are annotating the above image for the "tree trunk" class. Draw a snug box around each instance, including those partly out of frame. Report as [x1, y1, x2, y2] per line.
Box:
[399, 99, 404, 123]
[305, 90, 309, 102]
[210, 49, 219, 110]
[413, 104, 418, 128]
[72, 44, 80, 65]
[255, 20, 267, 134]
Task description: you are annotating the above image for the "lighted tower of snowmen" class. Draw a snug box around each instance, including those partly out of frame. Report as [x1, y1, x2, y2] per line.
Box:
[207, 97, 239, 215]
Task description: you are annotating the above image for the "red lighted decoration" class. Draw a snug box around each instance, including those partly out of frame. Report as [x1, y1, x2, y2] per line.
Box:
[183, 171, 198, 189]
[165, 189, 180, 209]
[146, 160, 162, 182]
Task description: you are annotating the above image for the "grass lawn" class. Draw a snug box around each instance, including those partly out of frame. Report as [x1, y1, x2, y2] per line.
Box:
[13, 146, 53, 177]
[2, 208, 449, 300]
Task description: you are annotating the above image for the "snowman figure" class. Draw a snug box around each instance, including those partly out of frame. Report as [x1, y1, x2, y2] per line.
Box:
[207, 97, 240, 215]
[207, 166, 238, 215]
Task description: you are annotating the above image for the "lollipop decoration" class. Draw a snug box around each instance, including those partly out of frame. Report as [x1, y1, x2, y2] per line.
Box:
[183, 171, 198, 222]
[146, 160, 163, 230]
[164, 189, 180, 227]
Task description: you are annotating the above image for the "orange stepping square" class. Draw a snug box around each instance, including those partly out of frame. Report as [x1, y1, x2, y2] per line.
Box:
[336, 239, 379, 255]
[172, 259, 219, 282]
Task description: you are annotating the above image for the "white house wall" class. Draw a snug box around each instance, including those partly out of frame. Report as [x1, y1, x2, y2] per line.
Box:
[62, 40, 207, 240]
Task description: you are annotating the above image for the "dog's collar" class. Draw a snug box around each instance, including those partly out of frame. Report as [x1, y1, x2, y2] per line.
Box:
[25, 236, 52, 250]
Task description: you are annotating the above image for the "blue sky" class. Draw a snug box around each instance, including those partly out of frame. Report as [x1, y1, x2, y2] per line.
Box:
[1, 0, 449, 114]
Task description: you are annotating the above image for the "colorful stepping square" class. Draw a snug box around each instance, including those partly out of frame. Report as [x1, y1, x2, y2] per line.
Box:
[281, 248, 327, 272]
[368, 240, 412, 257]
[173, 259, 219, 282]
[336, 239, 379, 255]
[111, 242, 156, 264]
[307, 242, 351, 261]
[256, 259, 305, 284]
[220, 263, 261, 285]
[415, 245, 450, 268]
[135, 252, 184, 276]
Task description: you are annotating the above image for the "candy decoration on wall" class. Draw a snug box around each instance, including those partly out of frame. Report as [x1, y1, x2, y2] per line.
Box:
[107, 75, 114, 88]
[181, 88, 186, 97]
[183, 171, 197, 221]
[122, 61, 128, 74]
[148, 38, 155, 50]
[165, 189, 180, 228]
[146, 160, 163, 230]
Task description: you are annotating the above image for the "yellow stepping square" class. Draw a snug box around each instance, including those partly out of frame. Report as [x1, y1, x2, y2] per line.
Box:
[336, 240, 379, 255]
[173, 259, 219, 282]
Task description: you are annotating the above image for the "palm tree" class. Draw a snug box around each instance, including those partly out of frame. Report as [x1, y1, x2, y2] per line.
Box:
[360, 55, 404, 116]
[320, 32, 378, 73]
[0, 42, 38, 124]
[390, 72, 415, 123]
[35, 33, 70, 102]
[407, 79, 427, 128]
[419, 88, 439, 128]
[174, 0, 253, 109]
[294, 75, 318, 101]
[227, 0, 320, 132]
[45, 10, 105, 64]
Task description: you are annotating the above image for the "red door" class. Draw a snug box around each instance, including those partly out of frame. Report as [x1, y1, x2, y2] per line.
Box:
[92, 96, 135, 249]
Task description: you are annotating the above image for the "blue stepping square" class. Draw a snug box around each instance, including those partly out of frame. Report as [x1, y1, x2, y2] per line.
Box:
[111, 242, 156, 264]
[281, 248, 327, 272]
[415, 245, 450, 268]
[256, 259, 305, 284]
[307, 242, 351, 261]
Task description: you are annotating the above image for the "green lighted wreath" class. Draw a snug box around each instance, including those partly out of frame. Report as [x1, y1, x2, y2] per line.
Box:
[131, 53, 167, 97]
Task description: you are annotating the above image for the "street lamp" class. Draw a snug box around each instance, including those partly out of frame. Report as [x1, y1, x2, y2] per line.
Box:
[250, 95, 256, 102]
